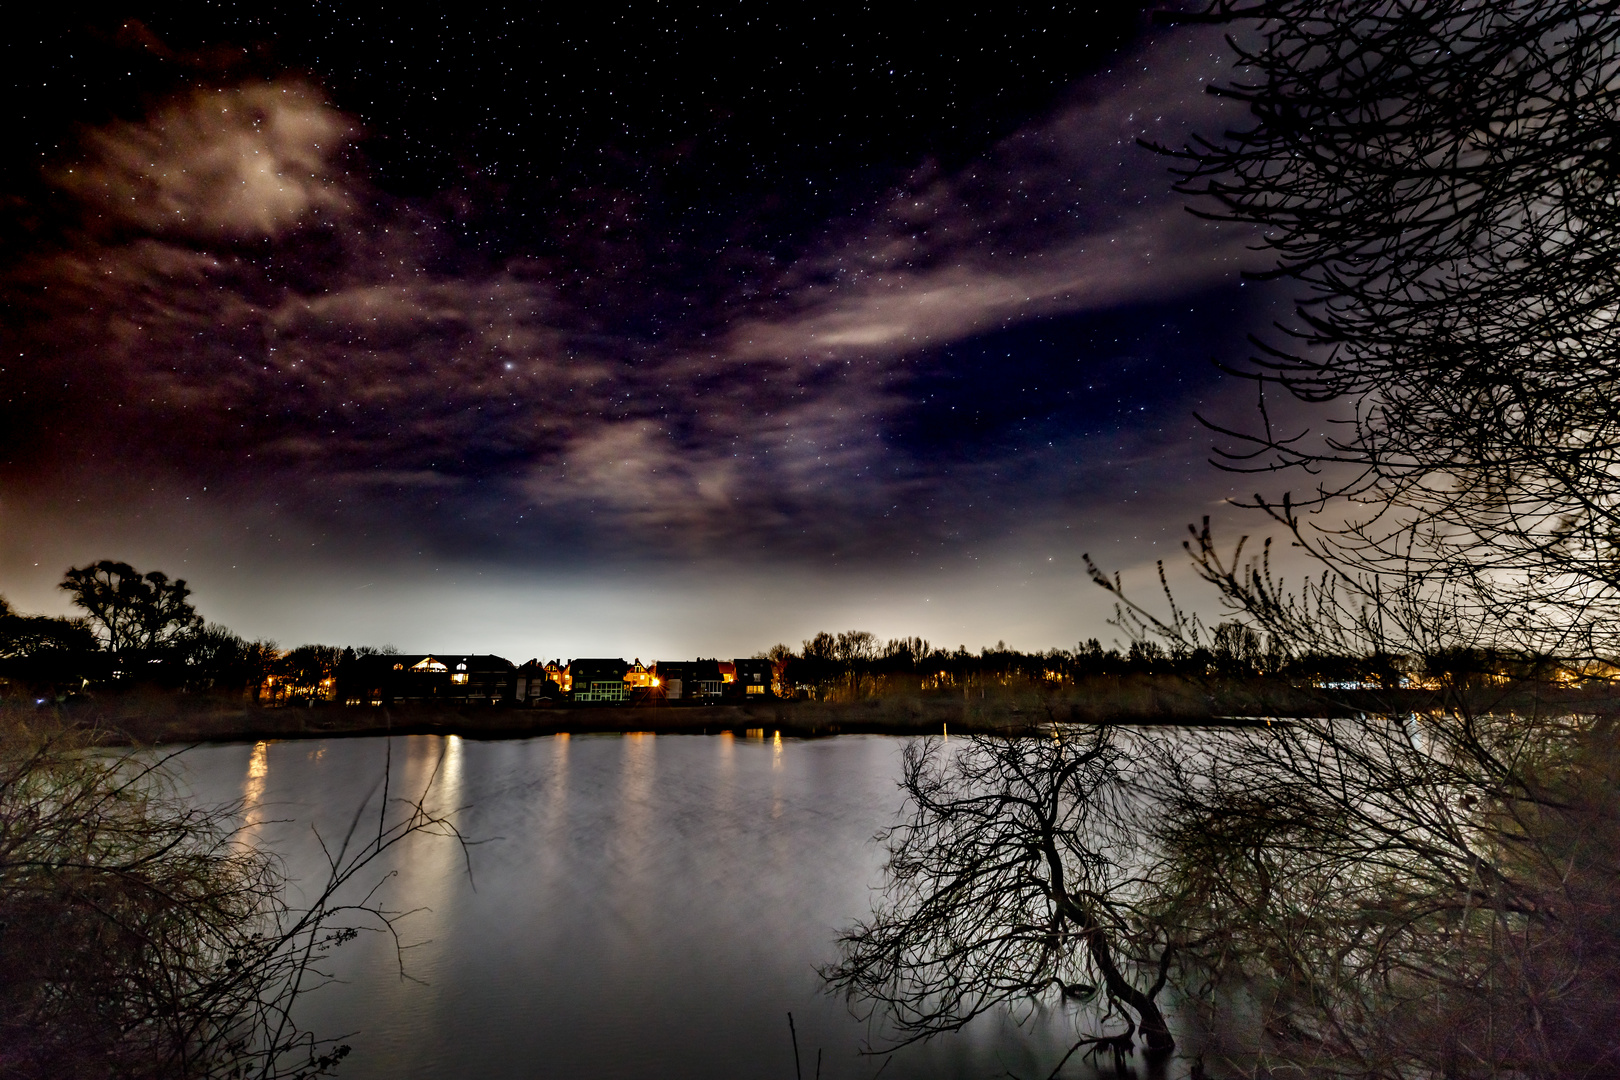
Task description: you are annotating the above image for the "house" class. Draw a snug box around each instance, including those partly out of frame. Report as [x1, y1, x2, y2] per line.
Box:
[515, 659, 566, 705]
[731, 658, 775, 698]
[338, 653, 516, 706]
[568, 658, 630, 704]
[653, 659, 724, 702]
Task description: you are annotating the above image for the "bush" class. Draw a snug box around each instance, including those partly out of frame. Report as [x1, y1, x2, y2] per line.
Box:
[0, 712, 463, 1079]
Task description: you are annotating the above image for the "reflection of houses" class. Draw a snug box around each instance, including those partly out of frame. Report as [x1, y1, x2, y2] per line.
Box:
[654, 659, 725, 702]
[338, 654, 516, 706]
[568, 658, 630, 703]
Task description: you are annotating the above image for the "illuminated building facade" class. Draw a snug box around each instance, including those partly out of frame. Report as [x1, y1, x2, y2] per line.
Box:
[567, 658, 631, 703]
[653, 659, 725, 702]
[731, 658, 775, 697]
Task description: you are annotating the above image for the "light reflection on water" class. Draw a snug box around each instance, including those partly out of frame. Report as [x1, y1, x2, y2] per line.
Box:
[241, 740, 269, 831]
[175, 733, 1096, 1080]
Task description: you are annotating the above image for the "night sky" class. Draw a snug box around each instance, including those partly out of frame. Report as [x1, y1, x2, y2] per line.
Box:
[1, 4, 1280, 658]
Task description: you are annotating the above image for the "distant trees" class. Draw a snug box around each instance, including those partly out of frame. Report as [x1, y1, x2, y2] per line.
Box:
[755, 643, 795, 696]
[0, 596, 96, 657]
[60, 560, 203, 655]
[0, 595, 102, 695]
[776, 625, 1316, 700]
[0, 564, 367, 703]
[263, 645, 345, 705]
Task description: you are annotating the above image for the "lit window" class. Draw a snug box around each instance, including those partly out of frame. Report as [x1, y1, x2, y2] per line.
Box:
[451, 673, 469, 685]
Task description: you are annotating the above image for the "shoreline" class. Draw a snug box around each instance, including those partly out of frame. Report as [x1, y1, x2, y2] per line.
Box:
[35, 677, 1620, 746]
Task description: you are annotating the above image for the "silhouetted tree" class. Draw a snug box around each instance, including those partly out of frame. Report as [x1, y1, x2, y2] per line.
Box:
[1042, 5, 1620, 1070]
[270, 645, 344, 704]
[60, 561, 203, 655]
[1154, 0, 1620, 659]
[824, 727, 1177, 1063]
[0, 597, 102, 696]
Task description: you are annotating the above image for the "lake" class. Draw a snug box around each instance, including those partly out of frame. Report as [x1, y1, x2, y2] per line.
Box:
[175, 732, 1121, 1079]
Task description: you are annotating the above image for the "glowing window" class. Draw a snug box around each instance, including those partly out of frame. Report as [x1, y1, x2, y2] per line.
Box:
[451, 673, 469, 685]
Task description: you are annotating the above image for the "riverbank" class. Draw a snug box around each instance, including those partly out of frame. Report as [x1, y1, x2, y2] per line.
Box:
[37, 674, 1620, 745]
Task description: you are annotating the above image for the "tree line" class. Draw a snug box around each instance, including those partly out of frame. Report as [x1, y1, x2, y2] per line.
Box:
[0, 560, 381, 704]
[767, 625, 1593, 702]
[7, 560, 1602, 711]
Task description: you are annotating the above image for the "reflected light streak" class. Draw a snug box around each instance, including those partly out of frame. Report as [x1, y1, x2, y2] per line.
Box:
[242, 740, 269, 830]
[439, 733, 464, 817]
[374, 735, 470, 1022]
[770, 732, 785, 819]
[543, 732, 571, 842]
[610, 733, 658, 921]
[714, 729, 736, 819]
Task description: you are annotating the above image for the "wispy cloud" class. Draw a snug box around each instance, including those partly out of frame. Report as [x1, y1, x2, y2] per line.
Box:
[724, 27, 1250, 365]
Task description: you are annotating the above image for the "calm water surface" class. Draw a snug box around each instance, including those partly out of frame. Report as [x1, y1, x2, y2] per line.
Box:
[176, 733, 1094, 1079]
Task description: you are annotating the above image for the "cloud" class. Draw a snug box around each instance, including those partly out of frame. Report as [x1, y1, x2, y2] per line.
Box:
[727, 213, 1251, 361]
[723, 26, 1252, 364]
[14, 26, 1259, 567]
[54, 80, 355, 238]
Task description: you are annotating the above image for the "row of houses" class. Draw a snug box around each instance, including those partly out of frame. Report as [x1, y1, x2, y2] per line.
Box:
[332, 653, 776, 707]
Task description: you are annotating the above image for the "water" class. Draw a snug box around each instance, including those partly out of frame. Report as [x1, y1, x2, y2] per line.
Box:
[174, 732, 1103, 1080]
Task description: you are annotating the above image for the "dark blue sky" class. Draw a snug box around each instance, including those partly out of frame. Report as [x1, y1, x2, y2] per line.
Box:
[0, 4, 1288, 656]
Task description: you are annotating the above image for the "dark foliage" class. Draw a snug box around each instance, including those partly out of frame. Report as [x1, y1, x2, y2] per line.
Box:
[0, 595, 102, 694]
[1154, 0, 1620, 654]
[0, 716, 470, 1079]
[60, 561, 205, 657]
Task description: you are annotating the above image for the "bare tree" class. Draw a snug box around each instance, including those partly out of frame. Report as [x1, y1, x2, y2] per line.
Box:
[1089, 526, 1620, 1076]
[1150, 0, 1620, 655]
[823, 726, 1178, 1068]
[1135, 694, 1620, 1078]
